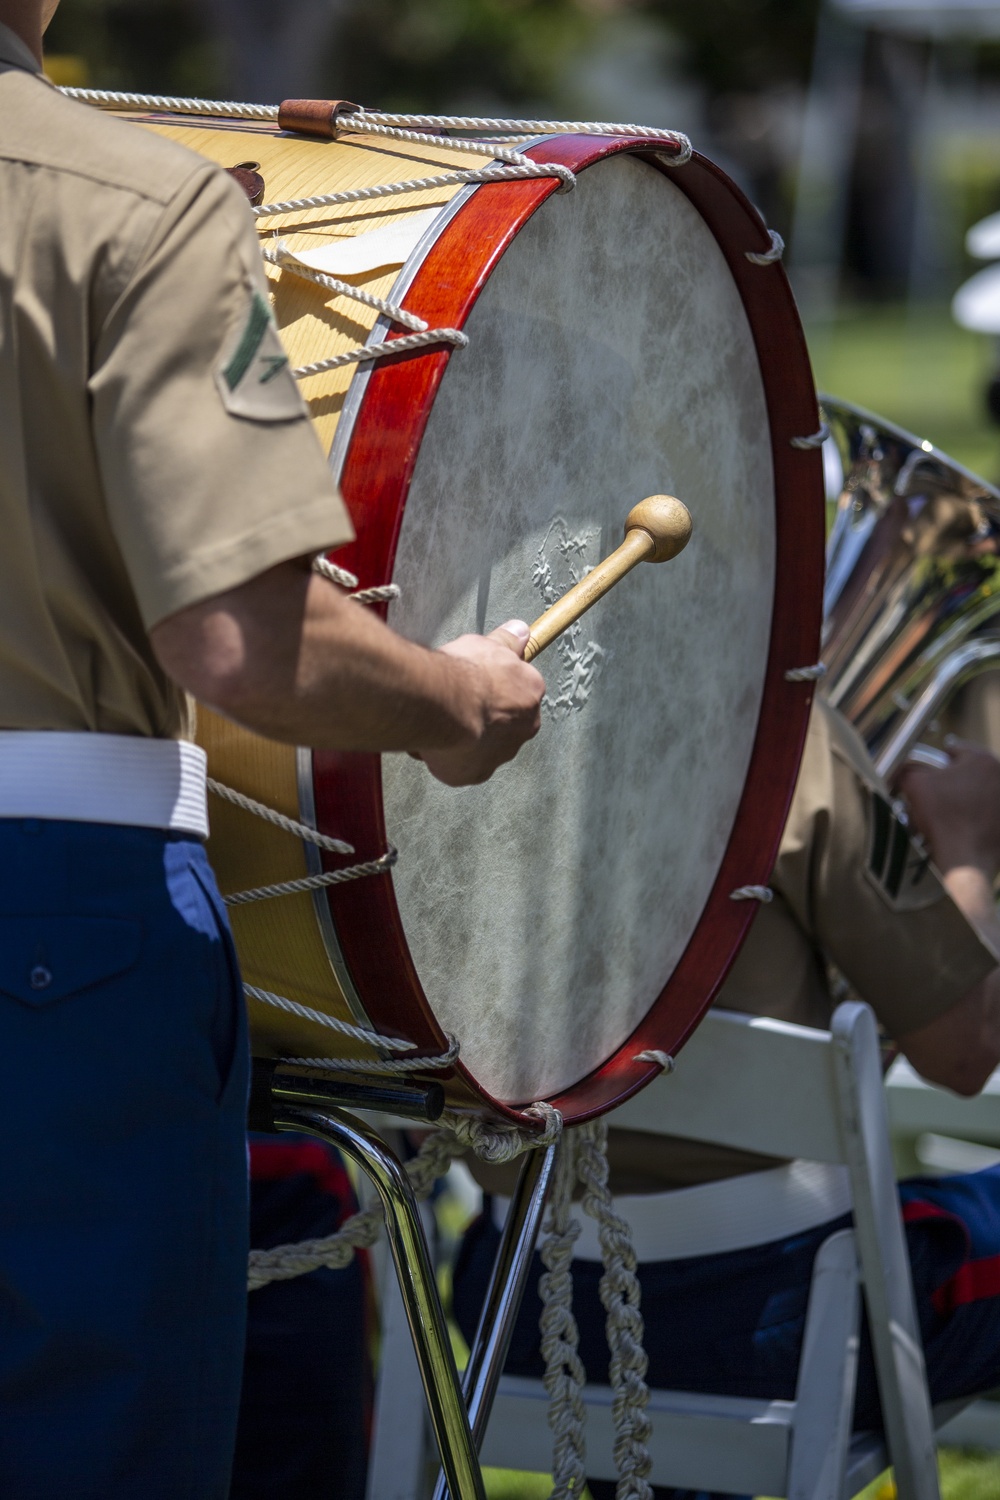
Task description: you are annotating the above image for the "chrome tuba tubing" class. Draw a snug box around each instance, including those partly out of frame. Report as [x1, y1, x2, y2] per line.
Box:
[822, 397, 1000, 779]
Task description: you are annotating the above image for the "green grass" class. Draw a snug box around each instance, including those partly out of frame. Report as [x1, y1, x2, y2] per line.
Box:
[937, 1448, 1000, 1500]
[475, 1449, 1000, 1499]
[849, 1450, 1000, 1499]
[481, 1470, 566, 1500]
[806, 303, 1000, 485]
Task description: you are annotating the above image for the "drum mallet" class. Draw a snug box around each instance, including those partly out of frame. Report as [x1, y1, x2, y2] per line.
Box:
[523, 495, 692, 662]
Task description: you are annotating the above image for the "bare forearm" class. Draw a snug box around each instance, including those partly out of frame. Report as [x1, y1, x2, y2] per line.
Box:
[928, 866, 1000, 1093]
[153, 563, 483, 752]
[898, 968, 1000, 1096]
[896, 863, 1000, 1096]
[287, 598, 482, 751]
[941, 864, 1000, 953]
[893, 748, 1000, 1093]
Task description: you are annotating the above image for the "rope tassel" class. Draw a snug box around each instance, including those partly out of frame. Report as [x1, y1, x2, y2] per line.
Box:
[540, 1132, 589, 1500]
[538, 1123, 656, 1500]
[578, 1121, 654, 1500]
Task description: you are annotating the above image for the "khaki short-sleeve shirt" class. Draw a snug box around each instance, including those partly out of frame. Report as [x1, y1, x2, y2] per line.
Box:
[721, 697, 997, 1037]
[0, 30, 354, 738]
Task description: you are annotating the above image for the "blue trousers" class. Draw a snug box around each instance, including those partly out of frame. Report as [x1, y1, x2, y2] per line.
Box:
[0, 818, 249, 1498]
[230, 1134, 371, 1500]
[454, 1166, 1000, 1500]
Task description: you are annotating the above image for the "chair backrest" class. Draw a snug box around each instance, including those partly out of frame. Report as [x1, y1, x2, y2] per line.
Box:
[887, 1055, 1000, 1147]
[613, 1006, 845, 1162]
[612, 1000, 940, 1500]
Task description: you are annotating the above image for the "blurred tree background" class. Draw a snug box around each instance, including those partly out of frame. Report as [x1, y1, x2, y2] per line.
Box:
[40, 0, 1000, 470]
[42, 0, 1000, 284]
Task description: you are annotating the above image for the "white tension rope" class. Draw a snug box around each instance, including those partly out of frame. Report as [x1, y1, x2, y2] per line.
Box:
[61, 90, 696, 381]
[60, 90, 789, 393]
[59, 88, 693, 159]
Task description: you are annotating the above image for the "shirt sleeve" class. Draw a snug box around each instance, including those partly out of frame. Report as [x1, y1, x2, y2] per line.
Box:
[773, 699, 998, 1038]
[90, 164, 354, 628]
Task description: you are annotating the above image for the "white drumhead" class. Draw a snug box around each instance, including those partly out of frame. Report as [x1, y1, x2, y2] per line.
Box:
[382, 154, 775, 1104]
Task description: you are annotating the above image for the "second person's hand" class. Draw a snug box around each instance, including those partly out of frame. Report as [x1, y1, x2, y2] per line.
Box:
[898, 739, 1000, 882]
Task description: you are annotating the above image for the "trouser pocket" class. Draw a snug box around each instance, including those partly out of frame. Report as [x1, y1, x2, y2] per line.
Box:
[185, 854, 248, 1106]
[0, 913, 142, 1007]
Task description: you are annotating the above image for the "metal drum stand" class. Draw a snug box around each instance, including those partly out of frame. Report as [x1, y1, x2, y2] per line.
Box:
[250, 1061, 556, 1500]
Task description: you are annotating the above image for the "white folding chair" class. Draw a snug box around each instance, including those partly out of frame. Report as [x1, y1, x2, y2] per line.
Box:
[366, 1212, 434, 1500]
[482, 1002, 949, 1500]
[887, 1054, 1000, 1162]
[884, 1057, 1000, 1453]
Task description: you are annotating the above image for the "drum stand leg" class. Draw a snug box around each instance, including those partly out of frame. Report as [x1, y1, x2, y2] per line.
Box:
[433, 1142, 557, 1500]
[273, 1102, 487, 1500]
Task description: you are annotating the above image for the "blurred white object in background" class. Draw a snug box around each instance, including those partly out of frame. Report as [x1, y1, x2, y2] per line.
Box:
[967, 210, 1000, 260]
[953, 209, 1000, 427]
[953, 262, 1000, 335]
[833, 0, 1000, 38]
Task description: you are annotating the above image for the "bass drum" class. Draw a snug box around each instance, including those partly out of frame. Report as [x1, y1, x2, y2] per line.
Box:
[130, 106, 825, 1124]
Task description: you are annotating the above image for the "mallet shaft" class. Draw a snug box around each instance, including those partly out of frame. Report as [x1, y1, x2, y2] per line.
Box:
[523, 494, 692, 664]
[525, 530, 653, 662]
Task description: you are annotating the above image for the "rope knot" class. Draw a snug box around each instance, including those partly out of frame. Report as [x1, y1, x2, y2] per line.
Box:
[662, 133, 693, 165]
[790, 421, 831, 451]
[730, 884, 773, 903]
[745, 228, 784, 265]
[522, 1100, 563, 1146]
[443, 1101, 563, 1164]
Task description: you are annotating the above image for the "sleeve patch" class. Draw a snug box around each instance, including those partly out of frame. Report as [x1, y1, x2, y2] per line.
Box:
[215, 291, 307, 423]
[866, 789, 936, 911]
[223, 291, 271, 390]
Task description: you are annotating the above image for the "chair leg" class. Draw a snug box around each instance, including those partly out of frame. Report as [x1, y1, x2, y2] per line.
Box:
[277, 1104, 486, 1500]
[831, 1004, 941, 1500]
[434, 1143, 557, 1500]
[787, 1229, 861, 1500]
[367, 1237, 430, 1500]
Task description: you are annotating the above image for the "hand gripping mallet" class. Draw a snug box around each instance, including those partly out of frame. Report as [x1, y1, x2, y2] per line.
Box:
[523, 495, 693, 663]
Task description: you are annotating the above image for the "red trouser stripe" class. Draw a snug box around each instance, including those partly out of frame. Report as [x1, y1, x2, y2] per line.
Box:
[902, 1199, 953, 1227]
[932, 1255, 1000, 1316]
[249, 1139, 353, 1203]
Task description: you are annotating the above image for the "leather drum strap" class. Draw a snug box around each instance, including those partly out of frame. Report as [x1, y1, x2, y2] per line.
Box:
[277, 99, 363, 139]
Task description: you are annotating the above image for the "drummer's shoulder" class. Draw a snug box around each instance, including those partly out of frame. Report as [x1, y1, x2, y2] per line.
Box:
[0, 75, 228, 211]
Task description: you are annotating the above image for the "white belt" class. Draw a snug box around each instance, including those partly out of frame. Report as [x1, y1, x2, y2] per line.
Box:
[492, 1159, 852, 1263]
[0, 732, 209, 839]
